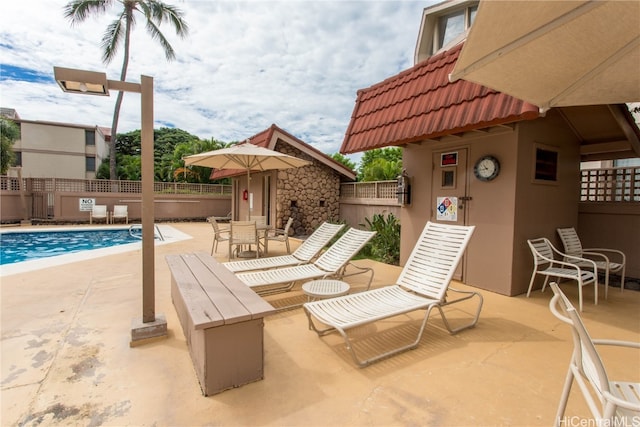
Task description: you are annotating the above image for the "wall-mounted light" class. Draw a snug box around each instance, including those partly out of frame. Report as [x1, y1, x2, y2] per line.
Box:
[397, 169, 411, 206]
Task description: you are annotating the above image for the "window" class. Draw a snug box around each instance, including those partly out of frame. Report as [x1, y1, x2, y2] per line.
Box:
[442, 169, 456, 188]
[85, 130, 95, 146]
[435, 5, 477, 52]
[86, 156, 96, 172]
[534, 145, 559, 183]
[438, 10, 465, 48]
[13, 151, 22, 167]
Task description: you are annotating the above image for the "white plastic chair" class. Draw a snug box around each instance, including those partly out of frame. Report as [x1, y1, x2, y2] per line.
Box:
[549, 282, 640, 426]
[111, 205, 128, 224]
[527, 238, 598, 312]
[557, 227, 626, 296]
[223, 222, 344, 273]
[304, 221, 481, 367]
[90, 205, 109, 224]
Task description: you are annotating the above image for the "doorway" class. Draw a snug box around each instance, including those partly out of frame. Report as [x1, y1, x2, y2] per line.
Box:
[431, 148, 470, 279]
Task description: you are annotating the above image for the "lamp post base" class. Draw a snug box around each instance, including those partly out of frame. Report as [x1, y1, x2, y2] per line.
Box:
[130, 313, 167, 347]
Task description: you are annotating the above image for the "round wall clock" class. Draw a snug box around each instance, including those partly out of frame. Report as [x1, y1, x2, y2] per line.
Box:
[473, 155, 500, 181]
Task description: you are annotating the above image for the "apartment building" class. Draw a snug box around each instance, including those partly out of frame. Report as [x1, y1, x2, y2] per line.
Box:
[1, 108, 108, 179]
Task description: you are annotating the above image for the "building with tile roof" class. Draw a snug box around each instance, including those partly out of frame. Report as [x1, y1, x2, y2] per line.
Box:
[211, 124, 356, 235]
[340, 0, 640, 296]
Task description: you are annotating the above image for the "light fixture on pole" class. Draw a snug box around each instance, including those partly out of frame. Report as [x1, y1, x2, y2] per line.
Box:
[54, 66, 166, 344]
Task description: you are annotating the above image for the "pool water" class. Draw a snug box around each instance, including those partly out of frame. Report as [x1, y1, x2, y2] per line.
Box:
[0, 229, 140, 265]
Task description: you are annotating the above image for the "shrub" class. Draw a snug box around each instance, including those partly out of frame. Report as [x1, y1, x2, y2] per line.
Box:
[360, 213, 401, 265]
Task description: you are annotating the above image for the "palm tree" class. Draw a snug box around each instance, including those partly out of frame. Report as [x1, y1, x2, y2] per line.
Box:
[64, 0, 189, 180]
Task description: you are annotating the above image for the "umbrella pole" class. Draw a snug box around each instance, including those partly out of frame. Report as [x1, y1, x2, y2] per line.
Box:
[247, 169, 251, 220]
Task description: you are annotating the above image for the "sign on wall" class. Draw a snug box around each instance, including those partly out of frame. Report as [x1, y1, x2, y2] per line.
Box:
[436, 196, 458, 221]
[441, 152, 458, 166]
[79, 198, 95, 212]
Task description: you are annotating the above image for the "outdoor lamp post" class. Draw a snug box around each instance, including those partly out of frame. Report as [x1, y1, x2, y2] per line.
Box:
[53, 66, 167, 344]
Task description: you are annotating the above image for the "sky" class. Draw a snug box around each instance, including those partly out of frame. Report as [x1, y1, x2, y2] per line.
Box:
[0, 0, 439, 163]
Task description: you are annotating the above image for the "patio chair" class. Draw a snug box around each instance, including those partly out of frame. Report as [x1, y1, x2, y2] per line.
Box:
[229, 220, 259, 260]
[249, 215, 268, 252]
[90, 204, 109, 224]
[527, 238, 598, 312]
[111, 205, 128, 224]
[303, 221, 481, 367]
[223, 221, 344, 273]
[249, 215, 267, 226]
[548, 282, 640, 427]
[557, 227, 626, 297]
[207, 216, 230, 255]
[265, 217, 294, 254]
[235, 227, 376, 296]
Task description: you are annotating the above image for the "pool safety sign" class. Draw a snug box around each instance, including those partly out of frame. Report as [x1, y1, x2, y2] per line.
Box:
[79, 198, 96, 212]
[436, 196, 458, 221]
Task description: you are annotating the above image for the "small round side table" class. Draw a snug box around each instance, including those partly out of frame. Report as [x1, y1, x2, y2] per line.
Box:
[302, 279, 350, 301]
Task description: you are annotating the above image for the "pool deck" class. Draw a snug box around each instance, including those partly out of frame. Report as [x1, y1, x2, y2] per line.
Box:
[1, 222, 639, 426]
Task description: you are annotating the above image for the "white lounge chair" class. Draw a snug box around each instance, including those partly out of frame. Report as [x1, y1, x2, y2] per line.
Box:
[235, 227, 375, 295]
[549, 282, 640, 427]
[527, 238, 597, 312]
[557, 227, 626, 297]
[303, 221, 480, 367]
[223, 222, 344, 273]
[90, 204, 109, 224]
[111, 205, 128, 224]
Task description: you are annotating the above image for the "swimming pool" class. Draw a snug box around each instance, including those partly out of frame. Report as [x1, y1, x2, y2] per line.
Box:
[0, 228, 140, 265]
[0, 225, 192, 276]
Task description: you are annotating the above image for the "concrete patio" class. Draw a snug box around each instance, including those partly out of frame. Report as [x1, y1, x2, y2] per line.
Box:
[1, 221, 638, 426]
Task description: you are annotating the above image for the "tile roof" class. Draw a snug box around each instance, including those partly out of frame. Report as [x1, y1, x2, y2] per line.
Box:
[209, 124, 356, 181]
[340, 43, 541, 154]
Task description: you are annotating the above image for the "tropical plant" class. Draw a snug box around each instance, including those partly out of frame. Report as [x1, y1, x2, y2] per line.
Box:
[330, 152, 357, 172]
[360, 213, 401, 265]
[358, 147, 402, 181]
[0, 118, 20, 174]
[64, 0, 189, 180]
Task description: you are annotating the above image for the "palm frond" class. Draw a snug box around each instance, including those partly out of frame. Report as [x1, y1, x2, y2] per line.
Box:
[101, 19, 125, 64]
[152, 2, 189, 37]
[145, 19, 176, 61]
[64, 0, 110, 25]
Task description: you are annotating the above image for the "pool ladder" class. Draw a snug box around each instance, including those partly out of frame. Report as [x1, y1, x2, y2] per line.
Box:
[128, 224, 165, 241]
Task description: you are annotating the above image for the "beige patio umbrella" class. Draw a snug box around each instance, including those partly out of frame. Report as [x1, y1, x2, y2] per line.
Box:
[183, 143, 311, 217]
[449, 0, 640, 111]
[183, 142, 311, 176]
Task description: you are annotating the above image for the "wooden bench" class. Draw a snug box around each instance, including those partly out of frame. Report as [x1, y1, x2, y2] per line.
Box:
[166, 251, 275, 396]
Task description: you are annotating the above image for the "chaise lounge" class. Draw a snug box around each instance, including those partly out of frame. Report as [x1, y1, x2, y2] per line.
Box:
[303, 221, 482, 367]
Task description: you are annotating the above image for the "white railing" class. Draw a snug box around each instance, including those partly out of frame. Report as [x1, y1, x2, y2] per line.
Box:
[340, 180, 397, 200]
[581, 167, 640, 202]
[0, 176, 231, 195]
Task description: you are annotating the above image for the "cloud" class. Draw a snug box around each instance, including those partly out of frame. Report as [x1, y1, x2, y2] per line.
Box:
[0, 0, 436, 160]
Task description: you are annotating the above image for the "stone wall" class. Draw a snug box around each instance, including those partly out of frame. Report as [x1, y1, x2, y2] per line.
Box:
[275, 142, 342, 236]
